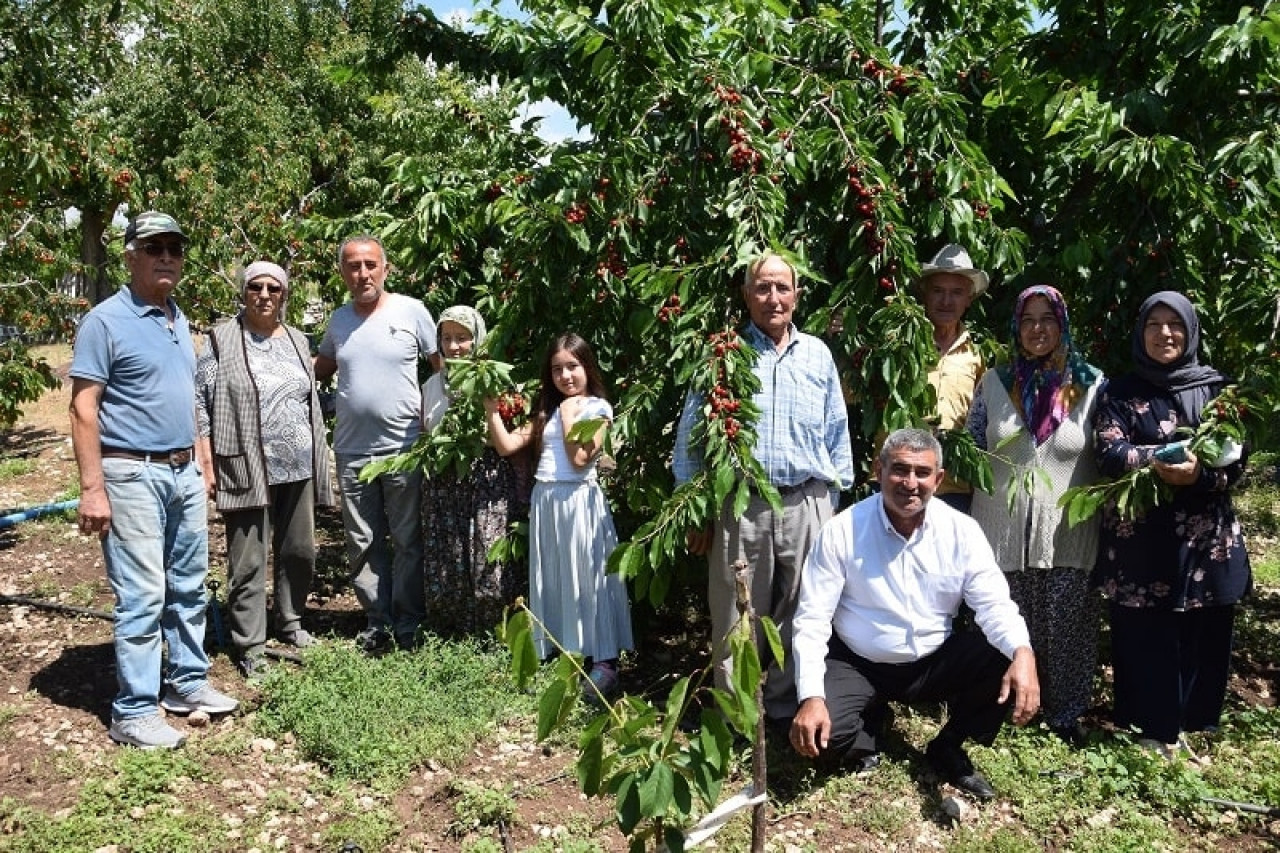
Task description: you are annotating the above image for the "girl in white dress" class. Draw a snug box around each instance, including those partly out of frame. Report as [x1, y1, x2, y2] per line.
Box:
[485, 333, 633, 701]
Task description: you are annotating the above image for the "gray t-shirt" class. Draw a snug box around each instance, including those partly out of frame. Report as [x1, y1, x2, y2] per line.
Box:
[319, 292, 437, 456]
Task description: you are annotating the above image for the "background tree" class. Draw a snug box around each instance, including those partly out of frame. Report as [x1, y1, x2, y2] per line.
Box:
[345, 0, 1278, 606]
[0, 0, 129, 421]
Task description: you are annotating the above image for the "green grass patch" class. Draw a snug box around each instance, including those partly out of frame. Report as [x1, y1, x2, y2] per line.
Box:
[0, 457, 35, 481]
[1235, 476, 1280, 539]
[0, 750, 221, 853]
[255, 636, 535, 790]
[448, 779, 519, 841]
[0, 705, 19, 740]
[1252, 556, 1280, 587]
[319, 804, 399, 852]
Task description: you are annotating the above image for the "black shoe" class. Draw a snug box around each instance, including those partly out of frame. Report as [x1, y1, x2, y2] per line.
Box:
[845, 750, 881, 774]
[1049, 721, 1088, 749]
[355, 627, 392, 654]
[395, 631, 422, 651]
[925, 739, 996, 800]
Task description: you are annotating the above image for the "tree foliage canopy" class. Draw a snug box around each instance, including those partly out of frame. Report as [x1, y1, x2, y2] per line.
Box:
[3, 0, 1278, 590]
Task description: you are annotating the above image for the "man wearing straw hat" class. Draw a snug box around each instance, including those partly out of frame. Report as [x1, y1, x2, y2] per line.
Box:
[918, 243, 989, 512]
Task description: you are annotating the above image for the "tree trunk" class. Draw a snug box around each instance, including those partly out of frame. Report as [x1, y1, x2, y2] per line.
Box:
[79, 205, 113, 304]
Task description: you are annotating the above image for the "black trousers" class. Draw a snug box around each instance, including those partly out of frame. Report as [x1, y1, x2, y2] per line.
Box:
[1108, 603, 1234, 744]
[819, 631, 1011, 763]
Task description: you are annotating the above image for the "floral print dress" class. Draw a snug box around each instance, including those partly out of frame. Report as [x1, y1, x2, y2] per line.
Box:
[1091, 374, 1251, 610]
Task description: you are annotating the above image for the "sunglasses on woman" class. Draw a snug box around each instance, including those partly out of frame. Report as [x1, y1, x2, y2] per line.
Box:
[245, 281, 284, 294]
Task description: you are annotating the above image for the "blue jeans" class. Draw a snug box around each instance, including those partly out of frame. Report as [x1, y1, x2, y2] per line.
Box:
[101, 457, 210, 720]
[337, 455, 425, 642]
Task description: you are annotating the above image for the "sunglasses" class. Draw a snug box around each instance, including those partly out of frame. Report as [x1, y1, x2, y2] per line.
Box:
[245, 281, 284, 294]
[138, 241, 186, 258]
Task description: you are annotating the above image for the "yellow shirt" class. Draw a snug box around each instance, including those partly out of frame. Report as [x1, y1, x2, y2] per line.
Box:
[929, 328, 984, 495]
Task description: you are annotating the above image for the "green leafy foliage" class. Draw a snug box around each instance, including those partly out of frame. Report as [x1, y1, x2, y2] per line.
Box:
[499, 599, 770, 849]
[360, 356, 527, 482]
[937, 426, 994, 495]
[0, 342, 60, 430]
[608, 327, 774, 606]
[1059, 383, 1262, 526]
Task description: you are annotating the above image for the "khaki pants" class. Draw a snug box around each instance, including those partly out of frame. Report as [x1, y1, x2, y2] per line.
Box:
[709, 479, 832, 720]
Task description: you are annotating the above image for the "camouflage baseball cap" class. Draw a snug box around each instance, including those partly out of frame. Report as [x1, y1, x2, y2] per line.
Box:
[124, 211, 188, 245]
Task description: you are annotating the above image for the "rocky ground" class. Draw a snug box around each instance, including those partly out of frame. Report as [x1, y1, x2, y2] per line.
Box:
[0, 353, 643, 852]
[2, 348, 1277, 852]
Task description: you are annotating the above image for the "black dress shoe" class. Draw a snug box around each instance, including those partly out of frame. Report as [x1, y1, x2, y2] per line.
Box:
[925, 739, 996, 800]
[948, 769, 996, 800]
[846, 750, 881, 774]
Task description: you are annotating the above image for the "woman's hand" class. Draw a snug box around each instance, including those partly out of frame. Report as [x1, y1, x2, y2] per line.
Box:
[1151, 449, 1201, 486]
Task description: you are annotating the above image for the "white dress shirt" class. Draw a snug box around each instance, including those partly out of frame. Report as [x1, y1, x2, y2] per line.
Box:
[793, 494, 1031, 702]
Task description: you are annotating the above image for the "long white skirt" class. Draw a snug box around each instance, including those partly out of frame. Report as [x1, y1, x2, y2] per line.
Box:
[529, 480, 633, 661]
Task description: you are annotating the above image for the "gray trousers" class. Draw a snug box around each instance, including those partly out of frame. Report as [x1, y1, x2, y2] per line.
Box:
[337, 455, 425, 642]
[709, 479, 832, 719]
[224, 478, 315, 658]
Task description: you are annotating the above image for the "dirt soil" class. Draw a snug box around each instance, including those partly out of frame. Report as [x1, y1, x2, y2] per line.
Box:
[2, 350, 1277, 852]
[0, 354, 736, 852]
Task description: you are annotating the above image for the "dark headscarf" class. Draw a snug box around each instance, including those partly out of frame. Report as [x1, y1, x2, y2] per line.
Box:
[1131, 291, 1224, 423]
[998, 285, 1101, 445]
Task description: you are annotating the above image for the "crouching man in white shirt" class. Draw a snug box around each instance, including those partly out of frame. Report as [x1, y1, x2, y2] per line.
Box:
[789, 428, 1040, 800]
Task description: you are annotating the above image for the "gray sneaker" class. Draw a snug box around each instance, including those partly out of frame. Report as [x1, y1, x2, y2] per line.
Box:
[279, 628, 317, 648]
[109, 713, 187, 749]
[160, 683, 240, 716]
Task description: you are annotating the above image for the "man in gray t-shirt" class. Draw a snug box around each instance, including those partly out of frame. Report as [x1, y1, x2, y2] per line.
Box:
[316, 235, 441, 651]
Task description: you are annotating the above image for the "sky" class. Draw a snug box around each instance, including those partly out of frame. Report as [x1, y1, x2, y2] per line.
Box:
[419, 0, 587, 143]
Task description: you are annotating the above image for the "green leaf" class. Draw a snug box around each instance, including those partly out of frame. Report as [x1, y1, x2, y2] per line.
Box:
[536, 678, 570, 741]
[883, 107, 904, 145]
[638, 762, 675, 818]
[615, 774, 642, 836]
[578, 727, 605, 796]
[731, 477, 751, 520]
[760, 616, 784, 669]
[713, 463, 735, 510]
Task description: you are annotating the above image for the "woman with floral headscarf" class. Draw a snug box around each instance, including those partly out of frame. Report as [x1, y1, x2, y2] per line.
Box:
[967, 285, 1104, 745]
[1091, 291, 1250, 757]
[420, 306, 529, 636]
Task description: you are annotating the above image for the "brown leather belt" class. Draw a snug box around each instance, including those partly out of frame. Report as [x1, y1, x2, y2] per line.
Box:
[101, 446, 194, 467]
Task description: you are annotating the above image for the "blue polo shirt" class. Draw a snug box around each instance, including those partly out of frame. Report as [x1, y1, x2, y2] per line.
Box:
[69, 286, 197, 450]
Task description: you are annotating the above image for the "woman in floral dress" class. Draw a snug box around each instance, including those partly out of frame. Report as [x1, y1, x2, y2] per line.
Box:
[420, 306, 529, 638]
[1091, 291, 1251, 752]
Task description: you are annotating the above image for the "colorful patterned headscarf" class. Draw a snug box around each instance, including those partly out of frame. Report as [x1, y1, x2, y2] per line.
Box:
[998, 285, 1101, 445]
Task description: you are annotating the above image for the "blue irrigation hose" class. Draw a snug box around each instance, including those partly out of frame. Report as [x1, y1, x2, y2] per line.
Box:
[0, 499, 79, 530]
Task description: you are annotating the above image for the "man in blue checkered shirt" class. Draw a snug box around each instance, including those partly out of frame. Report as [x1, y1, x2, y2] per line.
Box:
[673, 252, 853, 721]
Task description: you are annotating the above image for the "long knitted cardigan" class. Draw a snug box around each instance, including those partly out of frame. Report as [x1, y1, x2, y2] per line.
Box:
[969, 373, 1101, 573]
[205, 317, 333, 512]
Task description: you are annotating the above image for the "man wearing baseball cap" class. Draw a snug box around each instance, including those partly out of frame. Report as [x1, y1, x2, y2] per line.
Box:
[919, 243, 989, 511]
[70, 210, 238, 749]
